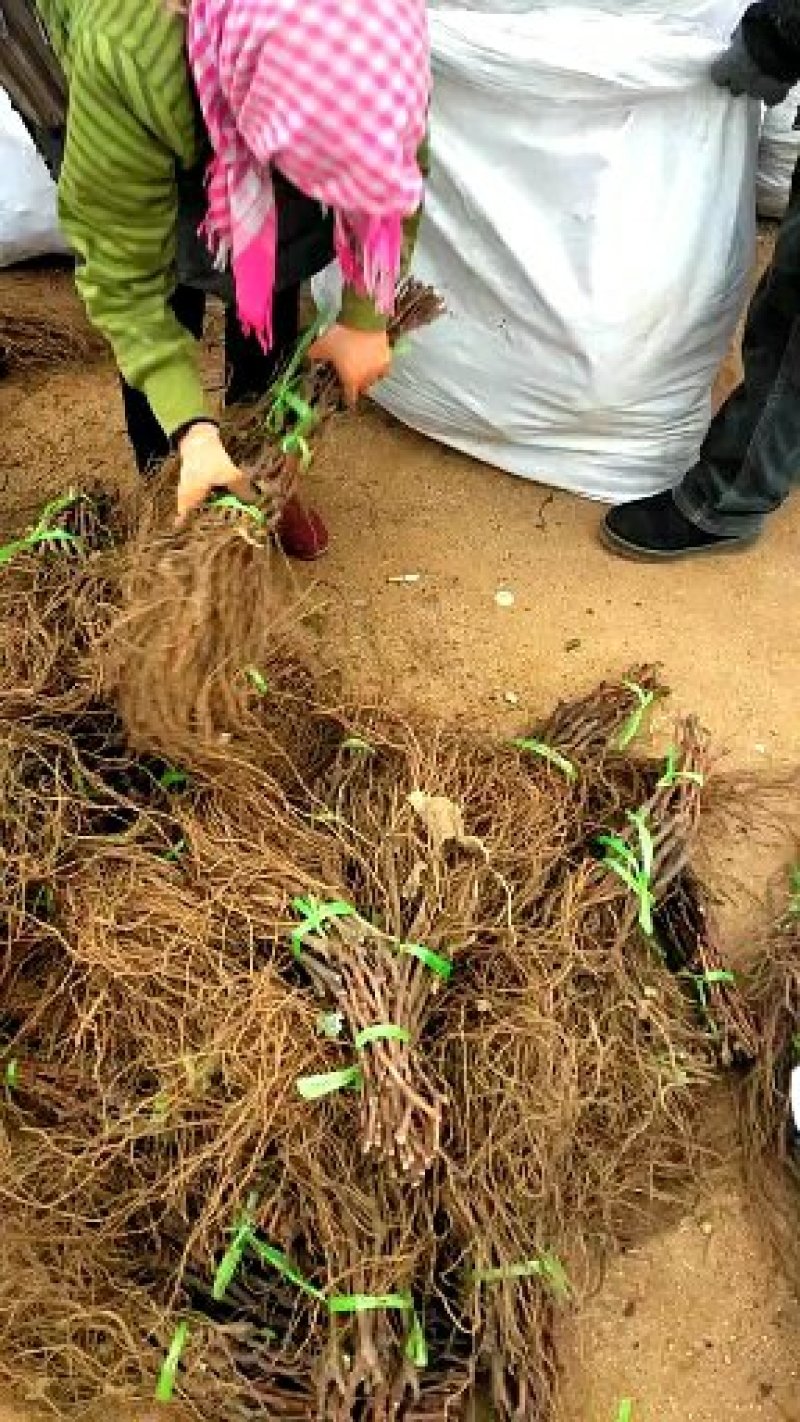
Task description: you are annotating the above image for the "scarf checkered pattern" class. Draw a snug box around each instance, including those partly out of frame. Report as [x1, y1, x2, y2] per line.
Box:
[188, 0, 430, 346]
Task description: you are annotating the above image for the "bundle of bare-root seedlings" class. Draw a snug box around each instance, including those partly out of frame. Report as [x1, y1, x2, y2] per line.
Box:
[0, 510, 744, 1422]
[738, 876, 800, 1290]
[99, 279, 444, 790]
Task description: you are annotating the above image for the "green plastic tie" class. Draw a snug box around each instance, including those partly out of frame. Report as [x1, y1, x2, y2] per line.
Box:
[617, 681, 657, 751]
[599, 809, 656, 936]
[209, 493, 266, 526]
[263, 317, 327, 468]
[291, 896, 356, 959]
[512, 739, 577, 781]
[473, 1251, 571, 1301]
[297, 1066, 363, 1101]
[213, 1213, 256, 1302]
[246, 667, 270, 696]
[265, 315, 327, 433]
[249, 1238, 327, 1302]
[327, 1292, 426, 1368]
[4, 1059, 19, 1090]
[405, 1311, 429, 1368]
[0, 490, 84, 567]
[354, 1023, 411, 1051]
[155, 1321, 189, 1403]
[657, 746, 705, 790]
[297, 1025, 409, 1100]
[615, 1403, 633, 1422]
[688, 968, 737, 1014]
[329, 1291, 414, 1316]
[159, 766, 188, 793]
[397, 941, 454, 982]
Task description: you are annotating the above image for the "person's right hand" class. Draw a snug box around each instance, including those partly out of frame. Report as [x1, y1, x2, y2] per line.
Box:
[710, 26, 794, 106]
[176, 423, 256, 526]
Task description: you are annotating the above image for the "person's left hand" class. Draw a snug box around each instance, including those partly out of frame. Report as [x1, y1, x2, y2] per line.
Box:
[309, 325, 392, 407]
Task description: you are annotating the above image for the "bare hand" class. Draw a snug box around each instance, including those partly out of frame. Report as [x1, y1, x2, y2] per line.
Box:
[176, 423, 256, 527]
[309, 325, 392, 407]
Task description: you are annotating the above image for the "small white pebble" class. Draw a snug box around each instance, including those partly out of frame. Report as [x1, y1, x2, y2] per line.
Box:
[387, 573, 422, 585]
[495, 589, 515, 608]
[754, 743, 767, 755]
[503, 691, 520, 707]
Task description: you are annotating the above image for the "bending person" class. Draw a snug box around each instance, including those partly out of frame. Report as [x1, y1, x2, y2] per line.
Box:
[1, 0, 430, 555]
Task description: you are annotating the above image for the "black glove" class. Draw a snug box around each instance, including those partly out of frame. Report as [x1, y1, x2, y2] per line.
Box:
[710, 24, 795, 104]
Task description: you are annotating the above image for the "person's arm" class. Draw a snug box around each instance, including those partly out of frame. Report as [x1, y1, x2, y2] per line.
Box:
[310, 137, 430, 402]
[57, 28, 209, 437]
[338, 135, 430, 333]
[712, 0, 800, 103]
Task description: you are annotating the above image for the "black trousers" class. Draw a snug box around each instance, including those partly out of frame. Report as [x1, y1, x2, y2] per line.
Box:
[675, 155, 800, 537]
[120, 284, 301, 475]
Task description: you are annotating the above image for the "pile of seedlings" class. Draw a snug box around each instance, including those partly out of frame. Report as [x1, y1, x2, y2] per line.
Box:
[740, 873, 800, 1290]
[0, 296, 780, 1419]
[0, 489, 750, 1422]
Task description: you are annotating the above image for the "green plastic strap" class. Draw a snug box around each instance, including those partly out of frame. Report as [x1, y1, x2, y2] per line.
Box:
[4, 1059, 19, 1090]
[297, 1066, 363, 1100]
[209, 493, 265, 526]
[657, 746, 705, 789]
[473, 1251, 571, 1301]
[246, 667, 269, 695]
[617, 681, 657, 751]
[29, 527, 81, 553]
[328, 1291, 413, 1316]
[355, 1024, 411, 1051]
[264, 317, 327, 469]
[158, 766, 188, 793]
[291, 896, 357, 958]
[0, 493, 83, 565]
[615, 1403, 633, 1422]
[249, 1238, 327, 1302]
[36, 491, 81, 528]
[512, 739, 577, 781]
[265, 313, 327, 435]
[213, 1216, 255, 1302]
[155, 1321, 189, 1403]
[398, 941, 454, 982]
[688, 968, 737, 1014]
[327, 1292, 427, 1367]
[599, 809, 656, 937]
[698, 969, 736, 987]
[405, 1311, 429, 1368]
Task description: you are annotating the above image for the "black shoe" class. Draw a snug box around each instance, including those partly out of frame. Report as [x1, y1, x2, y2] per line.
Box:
[601, 490, 757, 561]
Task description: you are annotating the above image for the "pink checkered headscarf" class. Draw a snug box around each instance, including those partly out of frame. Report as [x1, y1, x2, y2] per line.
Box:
[187, 0, 430, 348]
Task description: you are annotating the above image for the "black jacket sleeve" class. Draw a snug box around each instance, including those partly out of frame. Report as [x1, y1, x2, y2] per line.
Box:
[742, 0, 800, 83]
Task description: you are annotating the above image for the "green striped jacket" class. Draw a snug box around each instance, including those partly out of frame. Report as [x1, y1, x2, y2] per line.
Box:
[32, 0, 413, 437]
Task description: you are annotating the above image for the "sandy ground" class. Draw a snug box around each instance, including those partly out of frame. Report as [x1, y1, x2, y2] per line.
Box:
[0, 243, 799, 1420]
